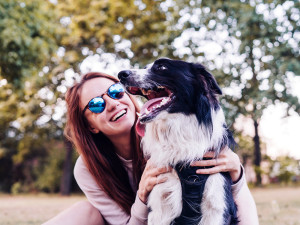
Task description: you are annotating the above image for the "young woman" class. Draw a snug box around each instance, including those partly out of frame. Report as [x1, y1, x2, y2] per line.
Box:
[43, 72, 259, 225]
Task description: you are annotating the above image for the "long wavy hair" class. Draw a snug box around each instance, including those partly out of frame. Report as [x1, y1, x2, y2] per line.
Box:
[64, 72, 146, 214]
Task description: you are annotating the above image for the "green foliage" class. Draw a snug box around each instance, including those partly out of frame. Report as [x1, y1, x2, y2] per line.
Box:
[270, 156, 300, 184]
[0, 0, 59, 87]
[235, 132, 255, 162]
[35, 141, 65, 193]
[0, 0, 62, 193]
[11, 181, 22, 194]
[54, 0, 182, 70]
[278, 170, 294, 184]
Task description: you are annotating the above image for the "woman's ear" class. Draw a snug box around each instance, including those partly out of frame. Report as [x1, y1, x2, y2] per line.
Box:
[89, 126, 100, 134]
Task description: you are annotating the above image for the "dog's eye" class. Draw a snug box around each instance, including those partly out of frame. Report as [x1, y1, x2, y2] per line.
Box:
[157, 64, 167, 71]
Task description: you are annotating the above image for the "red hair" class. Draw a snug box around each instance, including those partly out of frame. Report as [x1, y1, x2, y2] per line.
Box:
[64, 72, 145, 214]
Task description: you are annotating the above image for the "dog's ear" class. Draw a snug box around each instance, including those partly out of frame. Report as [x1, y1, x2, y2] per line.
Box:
[193, 63, 222, 95]
[192, 63, 220, 135]
[195, 93, 213, 133]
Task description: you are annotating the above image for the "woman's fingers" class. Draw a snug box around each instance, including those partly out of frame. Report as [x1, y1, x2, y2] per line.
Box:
[190, 148, 242, 182]
[146, 176, 168, 190]
[195, 165, 226, 174]
[190, 158, 227, 167]
[138, 161, 171, 203]
[147, 166, 171, 177]
[202, 151, 216, 158]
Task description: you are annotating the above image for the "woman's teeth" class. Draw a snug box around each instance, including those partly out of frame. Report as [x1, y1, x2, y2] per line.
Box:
[112, 109, 127, 121]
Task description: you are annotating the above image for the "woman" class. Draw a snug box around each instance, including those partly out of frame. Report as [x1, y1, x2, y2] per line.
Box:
[43, 72, 259, 225]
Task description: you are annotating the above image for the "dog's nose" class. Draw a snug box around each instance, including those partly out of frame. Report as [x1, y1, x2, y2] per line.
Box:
[118, 70, 132, 81]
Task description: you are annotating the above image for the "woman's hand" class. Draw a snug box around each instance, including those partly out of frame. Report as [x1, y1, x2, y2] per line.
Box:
[138, 160, 171, 204]
[190, 147, 242, 183]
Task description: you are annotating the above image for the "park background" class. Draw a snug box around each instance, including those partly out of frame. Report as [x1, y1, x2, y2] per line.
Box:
[0, 0, 299, 224]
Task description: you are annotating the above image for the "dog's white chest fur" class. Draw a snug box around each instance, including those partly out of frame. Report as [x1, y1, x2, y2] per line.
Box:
[142, 110, 227, 166]
[141, 111, 228, 225]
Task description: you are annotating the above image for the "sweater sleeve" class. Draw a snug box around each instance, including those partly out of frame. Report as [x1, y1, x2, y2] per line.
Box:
[74, 156, 148, 225]
[231, 166, 259, 225]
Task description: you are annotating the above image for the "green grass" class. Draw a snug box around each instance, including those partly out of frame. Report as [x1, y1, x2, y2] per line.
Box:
[0, 187, 300, 225]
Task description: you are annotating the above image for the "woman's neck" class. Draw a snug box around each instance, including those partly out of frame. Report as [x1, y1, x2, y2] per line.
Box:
[108, 133, 132, 160]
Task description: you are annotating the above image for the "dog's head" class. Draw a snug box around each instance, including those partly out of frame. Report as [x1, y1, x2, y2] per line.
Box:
[118, 58, 222, 135]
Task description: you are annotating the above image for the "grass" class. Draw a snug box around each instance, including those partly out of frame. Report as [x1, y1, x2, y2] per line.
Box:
[252, 186, 300, 225]
[0, 194, 85, 225]
[0, 187, 300, 225]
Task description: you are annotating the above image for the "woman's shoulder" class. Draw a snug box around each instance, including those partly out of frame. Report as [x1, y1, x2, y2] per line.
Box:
[74, 156, 87, 175]
[73, 156, 98, 189]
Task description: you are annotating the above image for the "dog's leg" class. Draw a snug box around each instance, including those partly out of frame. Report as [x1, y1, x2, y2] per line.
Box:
[148, 171, 182, 225]
[199, 173, 226, 225]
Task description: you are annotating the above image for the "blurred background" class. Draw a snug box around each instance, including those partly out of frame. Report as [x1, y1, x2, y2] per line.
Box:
[0, 0, 299, 224]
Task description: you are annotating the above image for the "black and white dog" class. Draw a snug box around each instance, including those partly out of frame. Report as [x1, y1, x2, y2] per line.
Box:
[118, 58, 238, 225]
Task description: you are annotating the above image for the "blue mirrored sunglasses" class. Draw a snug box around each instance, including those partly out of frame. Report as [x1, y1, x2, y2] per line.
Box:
[82, 83, 125, 114]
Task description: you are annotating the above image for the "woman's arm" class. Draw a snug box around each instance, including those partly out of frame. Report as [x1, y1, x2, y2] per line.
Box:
[190, 147, 259, 225]
[74, 156, 148, 225]
[74, 157, 170, 225]
[231, 167, 259, 225]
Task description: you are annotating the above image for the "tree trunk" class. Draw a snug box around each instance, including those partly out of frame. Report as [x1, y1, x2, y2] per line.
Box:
[253, 119, 262, 185]
[60, 138, 73, 195]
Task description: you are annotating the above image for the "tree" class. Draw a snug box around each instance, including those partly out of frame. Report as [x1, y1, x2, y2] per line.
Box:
[0, 0, 61, 192]
[223, 1, 299, 185]
[177, 0, 300, 185]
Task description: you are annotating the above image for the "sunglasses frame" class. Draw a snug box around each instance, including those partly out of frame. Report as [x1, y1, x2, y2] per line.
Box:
[82, 82, 125, 115]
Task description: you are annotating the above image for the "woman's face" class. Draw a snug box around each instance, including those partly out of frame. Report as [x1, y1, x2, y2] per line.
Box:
[80, 77, 136, 137]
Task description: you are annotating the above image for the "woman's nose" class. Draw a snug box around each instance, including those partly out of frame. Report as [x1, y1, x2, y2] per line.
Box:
[103, 95, 120, 112]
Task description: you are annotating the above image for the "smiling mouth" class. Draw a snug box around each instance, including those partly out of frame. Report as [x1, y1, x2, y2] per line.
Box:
[111, 109, 127, 122]
[126, 86, 174, 123]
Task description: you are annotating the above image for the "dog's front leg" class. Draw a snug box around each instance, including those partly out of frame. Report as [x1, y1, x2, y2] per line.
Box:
[147, 170, 182, 225]
[199, 173, 227, 225]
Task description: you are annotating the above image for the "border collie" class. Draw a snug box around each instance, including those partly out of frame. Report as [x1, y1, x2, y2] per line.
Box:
[118, 58, 238, 225]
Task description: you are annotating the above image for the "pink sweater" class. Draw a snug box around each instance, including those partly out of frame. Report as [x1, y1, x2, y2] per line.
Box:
[74, 156, 259, 225]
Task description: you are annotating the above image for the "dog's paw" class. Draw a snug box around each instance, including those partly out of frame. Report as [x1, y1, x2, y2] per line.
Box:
[148, 211, 161, 225]
[148, 211, 171, 225]
[147, 173, 182, 225]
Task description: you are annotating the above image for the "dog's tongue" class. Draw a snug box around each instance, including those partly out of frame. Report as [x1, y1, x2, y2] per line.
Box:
[135, 97, 166, 137]
[136, 119, 146, 137]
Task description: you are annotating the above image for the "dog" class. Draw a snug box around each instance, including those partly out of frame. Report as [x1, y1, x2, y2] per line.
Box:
[118, 58, 238, 225]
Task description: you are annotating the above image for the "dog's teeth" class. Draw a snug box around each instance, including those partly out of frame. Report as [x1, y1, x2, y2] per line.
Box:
[162, 97, 168, 103]
[160, 98, 168, 106]
[145, 109, 150, 114]
[137, 112, 141, 117]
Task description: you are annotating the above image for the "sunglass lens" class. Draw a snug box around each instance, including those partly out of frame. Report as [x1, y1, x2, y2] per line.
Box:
[88, 97, 105, 113]
[108, 83, 125, 99]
